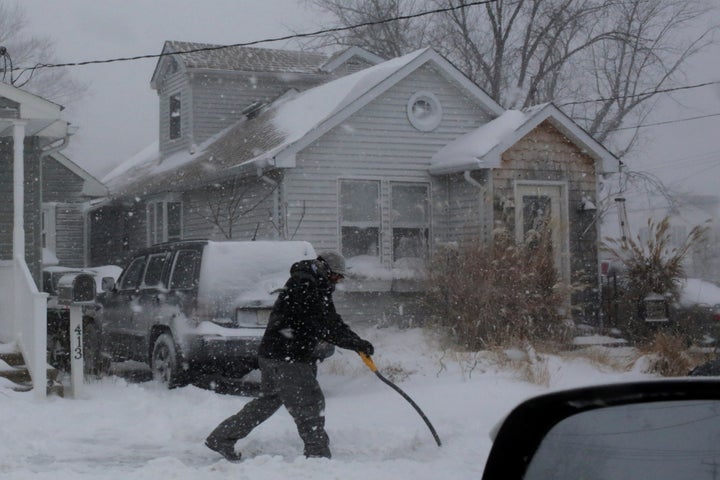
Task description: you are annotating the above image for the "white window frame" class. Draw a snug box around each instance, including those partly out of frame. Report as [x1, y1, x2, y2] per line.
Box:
[147, 199, 182, 246]
[407, 91, 442, 132]
[169, 93, 181, 140]
[339, 179, 382, 259]
[390, 182, 430, 262]
[41, 203, 57, 252]
[513, 181, 570, 286]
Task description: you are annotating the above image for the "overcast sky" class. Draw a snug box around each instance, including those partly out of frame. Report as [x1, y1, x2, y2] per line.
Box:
[15, 1, 720, 200]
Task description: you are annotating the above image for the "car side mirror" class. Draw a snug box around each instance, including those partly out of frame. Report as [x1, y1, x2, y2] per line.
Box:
[482, 380, 720, 480]
[101, 276, 116, 292]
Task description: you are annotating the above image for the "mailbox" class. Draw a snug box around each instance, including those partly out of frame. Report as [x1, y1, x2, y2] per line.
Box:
[58, 273, 97, 306]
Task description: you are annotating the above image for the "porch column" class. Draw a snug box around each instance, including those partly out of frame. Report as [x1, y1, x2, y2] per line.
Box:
[13, 120, 27, 260]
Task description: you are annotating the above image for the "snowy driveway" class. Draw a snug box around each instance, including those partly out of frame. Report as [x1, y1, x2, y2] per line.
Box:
[0, 327, 652, 479]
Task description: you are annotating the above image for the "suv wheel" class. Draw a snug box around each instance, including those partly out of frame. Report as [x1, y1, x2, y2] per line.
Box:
[151, 333, 187, 388]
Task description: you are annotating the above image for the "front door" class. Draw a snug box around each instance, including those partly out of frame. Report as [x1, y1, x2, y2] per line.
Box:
[514, 182, 569, 286]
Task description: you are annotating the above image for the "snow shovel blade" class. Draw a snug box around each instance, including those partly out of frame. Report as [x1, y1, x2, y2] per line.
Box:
[359, 352, 442, 447]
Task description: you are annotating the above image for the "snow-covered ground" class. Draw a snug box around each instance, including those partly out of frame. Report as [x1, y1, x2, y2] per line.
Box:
[0, 326, 656, 479]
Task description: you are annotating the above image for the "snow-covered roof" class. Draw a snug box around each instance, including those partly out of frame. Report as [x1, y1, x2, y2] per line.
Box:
[429, 103, 619, 175]
[108, 47, 504, 197]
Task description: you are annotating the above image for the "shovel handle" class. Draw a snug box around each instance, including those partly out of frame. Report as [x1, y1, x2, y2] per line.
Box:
[359, 352, 378, 372]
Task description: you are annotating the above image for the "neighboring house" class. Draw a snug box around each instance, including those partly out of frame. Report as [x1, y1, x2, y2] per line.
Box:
[41, 151, 106, 268]
[92, 42, 618, 325]
[0, 81, 71, 397]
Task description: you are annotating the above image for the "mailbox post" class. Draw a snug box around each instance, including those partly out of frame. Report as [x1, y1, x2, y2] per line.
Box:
[57, 273, 96, 398]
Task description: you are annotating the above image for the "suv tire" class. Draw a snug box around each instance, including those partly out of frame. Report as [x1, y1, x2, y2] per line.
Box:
[151, 333, 188, 388]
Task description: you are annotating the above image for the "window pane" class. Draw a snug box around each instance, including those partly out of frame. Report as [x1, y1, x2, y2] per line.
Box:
[170, 250, 201, 289]
[167, 202, 182, 241]
[393, 228, 428, 260]
[143, 253, 168, 288]
[169, 94, 181, 140]
[392, 184, 428, 225]
[341, 181, 379, 223]
[341, 226, 379, 258]
[120, 257, 146, 290]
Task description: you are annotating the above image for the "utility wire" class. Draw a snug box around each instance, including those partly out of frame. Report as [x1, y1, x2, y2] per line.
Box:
[560, 80, 720, 107]
[609, 112, 720, 132]
[9, 0, 496, 76]
[4, 0, 716, 134]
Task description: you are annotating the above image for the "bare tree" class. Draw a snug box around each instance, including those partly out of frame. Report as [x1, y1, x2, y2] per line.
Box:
[200, 177, 278, 240]
[302, 0, 718, 156]
[0, 1, 86, 104]
[304, 0, 433, 59]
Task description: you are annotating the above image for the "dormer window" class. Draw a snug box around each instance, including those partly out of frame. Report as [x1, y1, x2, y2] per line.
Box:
[169, 93, 181, 140]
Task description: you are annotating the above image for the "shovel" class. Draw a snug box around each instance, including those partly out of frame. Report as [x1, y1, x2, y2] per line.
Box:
[359, 352, 442, 447]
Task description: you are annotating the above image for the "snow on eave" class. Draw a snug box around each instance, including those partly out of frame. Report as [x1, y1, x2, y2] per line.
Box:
[102, 140, 160, 186]
[429, 103, 619, 175]
[429, 110, 527, 175]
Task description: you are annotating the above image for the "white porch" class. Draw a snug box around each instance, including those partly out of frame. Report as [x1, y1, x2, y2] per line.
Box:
[0, 82, 69, 398]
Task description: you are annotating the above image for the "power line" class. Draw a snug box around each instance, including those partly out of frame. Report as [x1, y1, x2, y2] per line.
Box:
[9, 0, 497, 76]
[560, 80, 720, 107]
[609, 112, 720, 132]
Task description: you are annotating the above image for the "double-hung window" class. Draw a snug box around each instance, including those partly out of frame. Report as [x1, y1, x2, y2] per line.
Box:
[147, 200, 182, 246]
[340, 180, 381, 258]
[391, 183, 429, 261]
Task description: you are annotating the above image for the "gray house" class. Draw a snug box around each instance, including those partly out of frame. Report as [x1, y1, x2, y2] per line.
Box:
[92, 42, 618, 325]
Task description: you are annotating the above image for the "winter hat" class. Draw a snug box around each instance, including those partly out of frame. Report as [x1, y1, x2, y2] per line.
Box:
[317, 251, 346, 277]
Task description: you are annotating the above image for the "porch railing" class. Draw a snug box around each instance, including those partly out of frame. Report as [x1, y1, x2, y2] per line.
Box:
[0, 257, 48, 399]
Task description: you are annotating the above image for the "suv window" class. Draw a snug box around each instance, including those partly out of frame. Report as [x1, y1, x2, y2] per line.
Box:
[119, 257, 146, 290]
[144, 253, 170, 288]
[169, 249, 201, 289]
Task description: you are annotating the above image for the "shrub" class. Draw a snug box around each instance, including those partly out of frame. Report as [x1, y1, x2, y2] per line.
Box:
[424, 230, 568, 349]
[602, 216, 708, 344]
[639, 332, 693, 376]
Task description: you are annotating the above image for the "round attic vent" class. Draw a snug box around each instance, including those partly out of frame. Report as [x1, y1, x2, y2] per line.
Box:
[407, 91, 442, 132]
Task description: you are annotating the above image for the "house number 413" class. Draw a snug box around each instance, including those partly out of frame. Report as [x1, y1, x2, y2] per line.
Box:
[74, 324, 83, 360]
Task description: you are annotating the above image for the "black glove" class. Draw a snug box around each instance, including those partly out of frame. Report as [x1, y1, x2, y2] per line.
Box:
[356, 339, 374, 356]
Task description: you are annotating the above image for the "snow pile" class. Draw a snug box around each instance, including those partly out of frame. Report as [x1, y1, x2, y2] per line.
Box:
[0, 326, 656, 479]
[678, 278, 720, 307]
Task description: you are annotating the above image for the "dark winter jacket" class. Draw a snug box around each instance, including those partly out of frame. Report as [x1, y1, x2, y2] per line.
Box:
[258, 259, 370, 363]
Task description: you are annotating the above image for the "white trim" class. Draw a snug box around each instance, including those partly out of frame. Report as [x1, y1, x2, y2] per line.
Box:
[406, 91, 443, 132]
[513, 180, 571, 287]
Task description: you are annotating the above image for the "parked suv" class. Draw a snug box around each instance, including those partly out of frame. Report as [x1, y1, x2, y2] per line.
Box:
[89, 240, 333, 387]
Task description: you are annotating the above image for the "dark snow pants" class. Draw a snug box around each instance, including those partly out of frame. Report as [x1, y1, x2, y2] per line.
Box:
[205, 357, 330, 458]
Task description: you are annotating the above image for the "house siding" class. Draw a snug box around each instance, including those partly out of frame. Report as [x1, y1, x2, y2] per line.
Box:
[283, 64, 494, 258]
[158, 71, 191, 157]
[42, 156, 90, 267]
[189, 71, 325, 147]
[181, 173, 280, 241]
